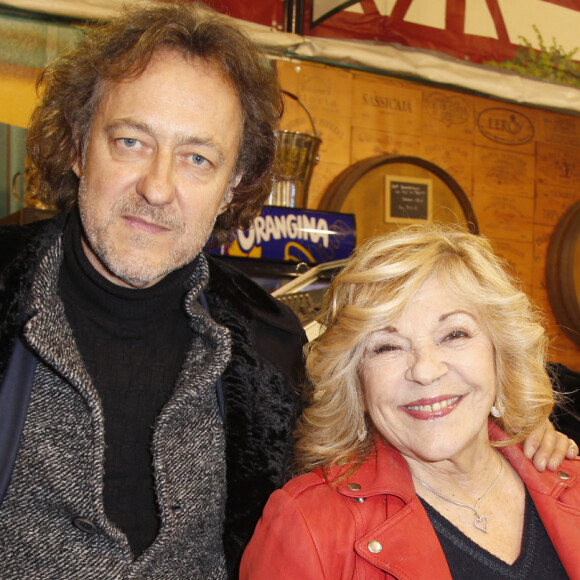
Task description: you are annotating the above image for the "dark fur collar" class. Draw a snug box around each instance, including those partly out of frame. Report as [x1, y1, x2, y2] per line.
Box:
[0, 214, 68, 380]
[205, 253, 304, 336]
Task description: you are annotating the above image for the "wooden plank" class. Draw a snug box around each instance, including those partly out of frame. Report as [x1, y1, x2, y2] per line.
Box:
[307, 160, 349, 209]
[310, 114, 351, 166]
[275, 59, 301, 96]
[473, 192, 534, 242]
[296, 64, 353, 118]
[536, 108, 580, 149]
[536, 143, 580, 188]
[350, 126, 421, 163]
[473, 96, 537, 155]
[489, 238, 533, 292]
[473, 146, 535, 198]
[421, 87, 475, 142]
[352, 74, 422, 135]
[535, 184, 580, 227]
[419, 136, 473, 198]
[533, 223, 553, 273]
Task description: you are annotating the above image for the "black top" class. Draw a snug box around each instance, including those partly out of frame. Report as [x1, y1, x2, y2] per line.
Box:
[58, 211, 196, 557]
[420, 489, 569, 579]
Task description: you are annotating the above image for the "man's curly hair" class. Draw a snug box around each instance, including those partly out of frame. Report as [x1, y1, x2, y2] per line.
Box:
[27, 1, 283, 245]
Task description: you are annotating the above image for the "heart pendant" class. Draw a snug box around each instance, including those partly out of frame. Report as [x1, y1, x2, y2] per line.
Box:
[474, 515, 488, 533]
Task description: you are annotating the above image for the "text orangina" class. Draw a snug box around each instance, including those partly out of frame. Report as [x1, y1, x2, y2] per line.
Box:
[237, 214, 331, 251]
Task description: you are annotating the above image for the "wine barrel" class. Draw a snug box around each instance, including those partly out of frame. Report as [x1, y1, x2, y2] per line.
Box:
[318, 155, 478, 244]
[547, 201, 580, 347]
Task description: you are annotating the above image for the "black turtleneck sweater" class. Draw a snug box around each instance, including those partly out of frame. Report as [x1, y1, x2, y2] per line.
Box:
[57, 211, 196, 557]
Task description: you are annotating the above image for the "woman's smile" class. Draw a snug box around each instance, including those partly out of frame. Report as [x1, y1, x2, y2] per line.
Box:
[402, 394, 464, 419]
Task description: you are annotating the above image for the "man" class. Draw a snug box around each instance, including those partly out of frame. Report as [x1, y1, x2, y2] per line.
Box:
[0, 3, 305, 578]
[0, 2, 575, 579]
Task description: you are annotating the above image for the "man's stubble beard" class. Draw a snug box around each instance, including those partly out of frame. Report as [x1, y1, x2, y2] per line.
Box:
[77, 176, 217, 288]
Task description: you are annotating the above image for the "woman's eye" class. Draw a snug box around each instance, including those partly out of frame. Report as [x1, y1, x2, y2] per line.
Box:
[374, 344, 401, 354]
[444, 330, 468, 341]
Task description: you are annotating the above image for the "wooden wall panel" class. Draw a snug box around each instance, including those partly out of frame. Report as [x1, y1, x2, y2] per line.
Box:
[351, 75, 422, 136]
[418, 136, 473, 196]
[350, 126, 421, 162]
[536, 110, 580, 149]
[472, 192, 535, 242]
[491, 239, 533, 294]
[472, 97, 538, 155]
[274, 58, 580, 369]
[307, 160, 348, 209]
[472, 146, 535, 198]
[535, 184, 580, 227]
[420, 88, 475, 142]
[536, 143, 580, 188]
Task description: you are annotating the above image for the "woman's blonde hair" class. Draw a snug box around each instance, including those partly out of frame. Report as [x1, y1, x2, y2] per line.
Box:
[295, 223, 555, 474]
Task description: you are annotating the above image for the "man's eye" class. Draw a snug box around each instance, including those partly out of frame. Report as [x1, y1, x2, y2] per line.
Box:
[118, 138, 139, 148]
[190, 153, 208, 166]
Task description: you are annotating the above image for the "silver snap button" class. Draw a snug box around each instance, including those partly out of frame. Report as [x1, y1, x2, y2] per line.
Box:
[72, 517, 98, 535]
[368, 540, 382, 554]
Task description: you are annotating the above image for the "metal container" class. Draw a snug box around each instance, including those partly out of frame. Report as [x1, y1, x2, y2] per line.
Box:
[267, 91, 321, 208]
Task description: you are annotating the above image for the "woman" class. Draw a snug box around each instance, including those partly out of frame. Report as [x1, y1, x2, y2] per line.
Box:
[241, 224, 580, 579]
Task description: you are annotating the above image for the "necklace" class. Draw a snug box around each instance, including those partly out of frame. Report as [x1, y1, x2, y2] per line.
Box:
[412, 451, 504, 533]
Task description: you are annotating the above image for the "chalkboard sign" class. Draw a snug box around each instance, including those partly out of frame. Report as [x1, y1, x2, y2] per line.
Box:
[385, 175, 432, 224]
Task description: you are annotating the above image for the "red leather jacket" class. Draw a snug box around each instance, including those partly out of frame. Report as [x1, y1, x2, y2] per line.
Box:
[241, 424, 580, 579]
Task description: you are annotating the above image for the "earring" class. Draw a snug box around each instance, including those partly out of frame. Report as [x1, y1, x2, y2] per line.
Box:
[357, 423, 367, 442]
[490, 404, 502, 418]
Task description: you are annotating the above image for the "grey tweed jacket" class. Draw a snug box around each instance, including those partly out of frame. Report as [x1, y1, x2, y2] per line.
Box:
[0, 214, 306, 579]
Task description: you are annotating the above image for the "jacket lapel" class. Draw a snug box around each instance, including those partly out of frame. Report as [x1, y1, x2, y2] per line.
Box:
[354, 496, 453, 579]
[338, 441, 453, 579]
[497, 431, 580, 578]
